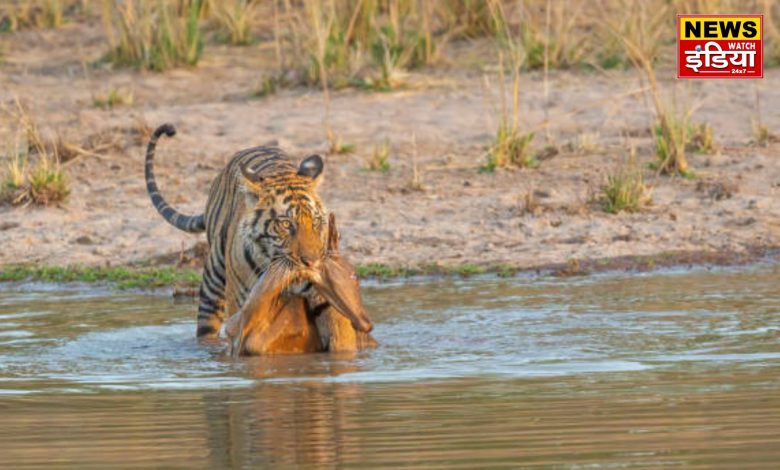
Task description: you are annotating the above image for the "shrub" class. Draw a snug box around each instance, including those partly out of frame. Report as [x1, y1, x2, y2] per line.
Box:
[601, 153, 649, 214]
[689, 122, 714, 154]
[1, 138, 69, 206]
[368, 139, 390, 172]
[211, 0, 256, 45]
[101, 0, 204, 71]
[1, 101, 69, 206]
[92, 86, 134, 109]
[604, 0, 691, 176]
[483, 123, 536, 171]
[27, 152, 69, 205]
[0, 0, 67, 31]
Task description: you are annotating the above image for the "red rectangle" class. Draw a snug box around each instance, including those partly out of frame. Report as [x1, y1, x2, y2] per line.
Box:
[677, 14, 763, 79]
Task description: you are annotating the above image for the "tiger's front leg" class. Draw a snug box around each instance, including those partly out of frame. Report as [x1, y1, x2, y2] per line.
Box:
[196, 251, 227, 338]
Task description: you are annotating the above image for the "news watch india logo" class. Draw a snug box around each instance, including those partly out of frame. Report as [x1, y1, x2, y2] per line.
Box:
[678, 14, 763, 79]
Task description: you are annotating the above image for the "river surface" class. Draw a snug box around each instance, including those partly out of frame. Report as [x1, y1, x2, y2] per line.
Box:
[0, 265, 778, 468]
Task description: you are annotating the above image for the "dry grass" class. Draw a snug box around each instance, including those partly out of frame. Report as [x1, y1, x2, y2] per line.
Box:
[100, 0, 204, 71]
[367, 0, 434, 90]
[210, 0, 257, 45]
[251, 74, 287, 98]
[751, 84, 775, 146]
[603, 0, 692, 177]
[129, 117, 153, 146]
[0, 0, 72, 31]
[2, 139, 27, 204]
[481, 0, 539, 172]
[518, 190, 541, 216]
[765, 0, 780, 65]
[262, 1, 628, 75]
[368, 139, 390, 172]
[1, 0, 763, 78]
[673, 0, 750, 14]
[328, 135, 356, 155]
[484, 122, 536, 171]
[752, 118, 772, 146]
[649, 111, 697, 177]
[302, 0, 353, 154]
[92, 86, 134, 109]
[567, 132, 601, 155]
[6, 0, 752, 92]
[436, 0, 495, 39]
[689, 122, 714, 154]
[1, 101, 69, 206]
[1, 0, 772, 190]
[272, 0, 445, 91]
[600, 149, 650, 214]
[517, 0, 590, 69]
[26, 150, 69, 205]
[407, 134, 425, 192]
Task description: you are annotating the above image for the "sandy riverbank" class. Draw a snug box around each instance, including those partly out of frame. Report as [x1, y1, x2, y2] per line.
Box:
[1, 19, 779, 275]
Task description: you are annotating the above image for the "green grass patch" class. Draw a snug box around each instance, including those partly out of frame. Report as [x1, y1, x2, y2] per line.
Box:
[482, 124, 536, 172]
[355, 263, 417, 279]
[601, 155, 649, 214]
[0, 265, 200, 290]
[332, 142, 356, 154]
[1, 261, 522, 290]
[356, 262, 505, 279]
[451, 264, 486, 276]
[494, 264, 517, 278]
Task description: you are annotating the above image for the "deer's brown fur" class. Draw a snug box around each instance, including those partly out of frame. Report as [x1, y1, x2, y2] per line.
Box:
[226, 213, 377, 356]
[311, 213, 378, 352]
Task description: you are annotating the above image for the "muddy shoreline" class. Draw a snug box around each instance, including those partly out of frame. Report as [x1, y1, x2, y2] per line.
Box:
[2, 245, 777, 294]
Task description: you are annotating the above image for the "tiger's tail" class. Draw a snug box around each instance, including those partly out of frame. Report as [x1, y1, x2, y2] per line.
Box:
[145, 123, 206, 233]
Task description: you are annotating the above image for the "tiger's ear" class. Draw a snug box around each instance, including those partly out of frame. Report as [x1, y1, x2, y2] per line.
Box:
[298, 154, 324, 182]
[240, 162, 265, 206]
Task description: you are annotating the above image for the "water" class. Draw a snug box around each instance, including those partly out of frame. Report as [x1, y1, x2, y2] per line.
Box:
[0, 266, 778, 468]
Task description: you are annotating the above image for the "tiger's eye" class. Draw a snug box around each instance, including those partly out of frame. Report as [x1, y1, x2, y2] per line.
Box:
[280, 220, 291, 229]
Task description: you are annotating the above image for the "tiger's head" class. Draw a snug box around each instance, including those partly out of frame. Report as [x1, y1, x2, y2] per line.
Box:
[240, 154, 327, 271]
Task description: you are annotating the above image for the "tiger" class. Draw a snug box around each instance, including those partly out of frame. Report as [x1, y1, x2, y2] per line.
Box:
[145, 123, 329, 338]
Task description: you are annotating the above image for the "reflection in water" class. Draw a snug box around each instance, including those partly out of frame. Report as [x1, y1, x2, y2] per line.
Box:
[202, 369, 780, 468]
[3, 370, 779, 468]
[0, 265, 778, 467]
[203, 381, 363, 467]
[203, 354, 368, 468]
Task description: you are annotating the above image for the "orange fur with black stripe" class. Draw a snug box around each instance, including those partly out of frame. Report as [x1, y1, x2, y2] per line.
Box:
[145, 124, 328, 337]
